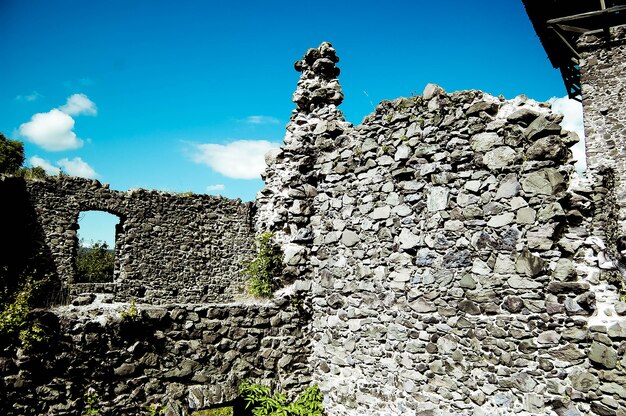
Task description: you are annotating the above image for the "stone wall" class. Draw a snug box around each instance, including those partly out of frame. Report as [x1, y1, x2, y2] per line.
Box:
[0, 298, 310, 415]
[0, 176, 254, 304]
[262, 43, 626, 415]
[580, 26, 626, 236]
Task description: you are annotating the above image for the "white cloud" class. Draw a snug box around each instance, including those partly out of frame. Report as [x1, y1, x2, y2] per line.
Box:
[190, 140, 279, 179]
[244, 116, 280, 125]
[57, 157, 97, 178]
[59, 93, 97, 116]
[550, 96, 586, 171]
[16, 92, 42, 102]
[19, 109, 83, 151]
[29, 156, 60, 175]
[206, 184, 225, 192]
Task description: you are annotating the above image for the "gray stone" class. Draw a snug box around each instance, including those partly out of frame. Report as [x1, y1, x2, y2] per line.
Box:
[537, 330, 561, 344]
[570, 371, 599, 392]
[526, 135, 565, 160]
[588, 341, 617, 368]
[370, 206, 391, 219]
[471, 132, 503, 152]
[516, 207, 536, 224]
[487, 212, 514, 228]
[507, 108, 540, 124]
[483, 147, 518, 170]
[520, 168, 565, 195]
[423, 83, 444, 100]
[538, 202, 565, 221]
[607, 321, 626, 338]
[459, 299, 481, 315]
[341, 230, 360, 247]
[524, 115, 562, 140]
[615, 302, 626, 316]
[426, 187, 449, 211]
[553, 259, 576, 281]
[507, 276, 542, 289]
[399, 229, 421, 250]
[549, 344, 586, 361]
[494, 174, 520, 199]
[515, 249, 544, 276]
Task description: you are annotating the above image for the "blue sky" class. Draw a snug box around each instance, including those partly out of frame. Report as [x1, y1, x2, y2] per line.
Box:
[1, 0, 580, 246]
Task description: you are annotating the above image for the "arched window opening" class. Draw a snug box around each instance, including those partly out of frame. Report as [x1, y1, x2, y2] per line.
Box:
[75, 210, 121, 283]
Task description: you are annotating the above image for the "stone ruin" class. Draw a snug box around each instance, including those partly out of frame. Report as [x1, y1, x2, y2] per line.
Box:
[1, 28, 626, 416]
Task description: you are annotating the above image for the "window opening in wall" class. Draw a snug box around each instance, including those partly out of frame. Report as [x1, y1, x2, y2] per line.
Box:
[75, 210, 121, 283]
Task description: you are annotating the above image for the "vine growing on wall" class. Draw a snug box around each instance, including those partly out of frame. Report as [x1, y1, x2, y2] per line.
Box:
[242, 232, 283, 298]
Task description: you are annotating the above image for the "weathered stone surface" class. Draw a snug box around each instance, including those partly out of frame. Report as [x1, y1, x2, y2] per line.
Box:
[526, 136, 565, 160]
[483, 147, 518, 170]
[524, 115, 561, 140]
[589, 342, 618, 369]
[471, 132, 503, 152]
[520, 168, 565, 195]
[515, 249, 545, 277]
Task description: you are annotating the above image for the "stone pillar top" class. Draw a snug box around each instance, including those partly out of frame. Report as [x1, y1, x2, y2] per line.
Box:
[292, 42, 344, 112]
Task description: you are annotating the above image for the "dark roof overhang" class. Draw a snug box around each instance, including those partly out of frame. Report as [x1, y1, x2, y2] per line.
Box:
[522, 0, 626, 101]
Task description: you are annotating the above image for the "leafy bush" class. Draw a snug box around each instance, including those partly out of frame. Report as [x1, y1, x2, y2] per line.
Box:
[239, 381, 324, 416]
[75, 241, 114, 283]
[16, 166, 47, 179]
[243, 232, 283, 298]
[0, 279, 44, 350]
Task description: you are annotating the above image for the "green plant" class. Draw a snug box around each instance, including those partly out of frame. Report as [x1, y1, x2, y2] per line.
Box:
[239, 381, 324, 416]
[146, 404, 166, 415]
[120, 298, 138, 321]
[0, 279, 44, 351]
[83, 388, 100, 416]
[243, 232, 283, 298]
[381, 144, 390, 153]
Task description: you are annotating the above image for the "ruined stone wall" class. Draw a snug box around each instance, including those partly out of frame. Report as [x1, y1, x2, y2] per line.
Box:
[262, 43, 626, 416]
[0, 298, 310, 415]
[1, 176, 254, 304]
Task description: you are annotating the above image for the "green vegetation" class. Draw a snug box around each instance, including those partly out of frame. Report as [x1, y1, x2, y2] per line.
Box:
[146, 404, 166, 415]
[239, 381, 324, 416]
[0, 133, 25, 174]
[0, 279, 45, 351]
[16, 166, 47, 179]
[82, 388, 100, 416]
[0, 132, 47, 178]
[120, 299, 138, 321]
[243, 232, 283, 298]
[75, 240, 114, 283]
[191, 407, 233, 416]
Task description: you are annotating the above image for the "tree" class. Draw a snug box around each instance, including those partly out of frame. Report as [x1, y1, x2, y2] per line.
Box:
[0, 133, 25, 174]
[75, 241, 114, 283]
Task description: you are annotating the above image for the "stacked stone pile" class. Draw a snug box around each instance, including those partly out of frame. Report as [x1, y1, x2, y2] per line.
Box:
[256, 42, 352, 283]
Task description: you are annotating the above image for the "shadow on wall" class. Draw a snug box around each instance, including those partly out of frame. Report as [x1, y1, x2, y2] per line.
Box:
[0, 177, 63, 306]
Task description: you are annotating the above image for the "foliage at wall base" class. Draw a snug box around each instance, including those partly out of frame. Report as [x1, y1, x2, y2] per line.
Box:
[239, 381, 324, 416]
